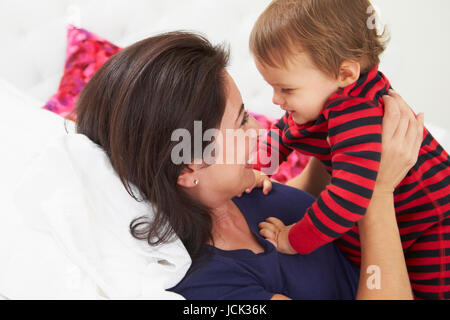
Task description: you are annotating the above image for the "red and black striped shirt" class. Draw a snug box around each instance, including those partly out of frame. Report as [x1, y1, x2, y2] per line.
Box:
[254, 65, 450, 298]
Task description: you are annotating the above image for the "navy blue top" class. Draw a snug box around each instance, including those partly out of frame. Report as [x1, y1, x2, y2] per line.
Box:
[169, 183, 360, 300]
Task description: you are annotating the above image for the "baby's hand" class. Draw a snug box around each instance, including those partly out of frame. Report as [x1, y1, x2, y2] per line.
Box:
[258, 217, 297, 255]
[253, 170, 273, 195]
[238, 170, 272, 197]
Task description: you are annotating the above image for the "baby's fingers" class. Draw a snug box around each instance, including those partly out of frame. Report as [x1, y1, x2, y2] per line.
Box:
[259, 232, 277, 248]
[258, 221, 278, 233]
[258, 224, 278, 247]
[259, 226, 275, 240]
[244, 187, 253, 194]
[262, 178, 272, 195]
[266, 217, 286, 229]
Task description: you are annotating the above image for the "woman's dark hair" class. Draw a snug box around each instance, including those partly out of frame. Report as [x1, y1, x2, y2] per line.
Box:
[75, 31, 230, 259]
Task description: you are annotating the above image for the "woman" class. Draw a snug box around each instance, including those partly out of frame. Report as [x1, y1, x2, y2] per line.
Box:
[75, 31, 423, 299]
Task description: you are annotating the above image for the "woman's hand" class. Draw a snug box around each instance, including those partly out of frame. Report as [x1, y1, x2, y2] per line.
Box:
[357, 90, 422, 300]
[375, 90, 424, 194]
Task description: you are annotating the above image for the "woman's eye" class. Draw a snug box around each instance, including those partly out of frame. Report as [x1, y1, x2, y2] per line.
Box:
[241, 112, 249, 126]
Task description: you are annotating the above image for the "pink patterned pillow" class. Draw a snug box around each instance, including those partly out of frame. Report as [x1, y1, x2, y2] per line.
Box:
[43, 25, 121, 121]
[44, 25, 308, 180]
[250, 112, 310, 183]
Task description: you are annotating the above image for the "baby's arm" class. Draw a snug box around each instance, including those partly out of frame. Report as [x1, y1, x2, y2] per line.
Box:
[259, 94, 423, 260]
[288, 100, 384, 254]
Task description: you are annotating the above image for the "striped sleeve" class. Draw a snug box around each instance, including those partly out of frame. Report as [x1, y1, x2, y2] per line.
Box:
[288, 100, 383, 254]
[253, 111, 293, 175]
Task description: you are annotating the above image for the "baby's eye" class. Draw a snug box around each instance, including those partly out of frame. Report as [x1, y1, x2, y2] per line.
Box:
[281, 88, 295, 94]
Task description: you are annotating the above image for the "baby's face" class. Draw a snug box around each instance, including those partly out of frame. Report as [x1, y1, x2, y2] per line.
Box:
[255, 53, 340, 125]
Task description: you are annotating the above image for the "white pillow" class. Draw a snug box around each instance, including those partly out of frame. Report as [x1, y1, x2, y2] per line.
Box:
[0, 78, 76, 299]
[0, 77, 75, 234]
[0, 79, 190, 299]
[0, 77, 73, 223]
[0, 77, 75, 178]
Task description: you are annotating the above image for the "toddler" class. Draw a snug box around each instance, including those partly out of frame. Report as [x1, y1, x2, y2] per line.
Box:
[250, 0, 450, 300]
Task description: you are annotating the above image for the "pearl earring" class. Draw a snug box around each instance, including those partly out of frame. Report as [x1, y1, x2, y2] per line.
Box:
[194, 179, 199, 185]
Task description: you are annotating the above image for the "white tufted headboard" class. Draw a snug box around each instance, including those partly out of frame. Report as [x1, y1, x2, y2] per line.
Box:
[0, 0, 276, 117]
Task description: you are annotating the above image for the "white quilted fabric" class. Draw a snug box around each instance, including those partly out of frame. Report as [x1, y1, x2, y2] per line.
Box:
[0, 79, 191, 299]
[0, 0, 278, 118]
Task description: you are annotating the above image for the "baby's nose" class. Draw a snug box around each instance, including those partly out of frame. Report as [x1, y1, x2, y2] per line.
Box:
[272, 94, 285, 106]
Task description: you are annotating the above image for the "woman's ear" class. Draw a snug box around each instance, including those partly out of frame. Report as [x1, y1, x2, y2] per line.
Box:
[176, 164, 202, 188]
[337, 60, 361, 88]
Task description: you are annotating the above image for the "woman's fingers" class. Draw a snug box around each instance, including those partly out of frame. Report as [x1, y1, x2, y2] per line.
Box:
[404, 111, 422, 147]
[388, 90, 417, 138]
[415, 113, 425, 152]
[389, 89, 415, 115]
[392, 99, 411, 139]
[382, 94, 400, 139]
[389, 89, 424, 168]
[404, 112, 418, 144]
[377, 89, 425, 190]
[407, 112, 424, 167]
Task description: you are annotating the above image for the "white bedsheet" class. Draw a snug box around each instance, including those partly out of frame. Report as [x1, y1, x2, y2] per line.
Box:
[1, 131, 191, 299]
[0, 79, 191, 299]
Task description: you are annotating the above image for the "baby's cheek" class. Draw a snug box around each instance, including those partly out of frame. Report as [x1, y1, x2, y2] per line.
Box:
[307, 96, 326, 118]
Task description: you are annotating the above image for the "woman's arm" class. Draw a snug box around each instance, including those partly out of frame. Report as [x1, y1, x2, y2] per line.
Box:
[356, 91, 424, 300]
[357, 190, 412, 299]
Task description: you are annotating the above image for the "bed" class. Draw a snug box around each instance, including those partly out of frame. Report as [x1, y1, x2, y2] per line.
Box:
[0, 0, 448, 300]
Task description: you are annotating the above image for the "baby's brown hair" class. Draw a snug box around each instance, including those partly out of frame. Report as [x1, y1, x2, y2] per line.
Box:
[250, 0, 389, 78]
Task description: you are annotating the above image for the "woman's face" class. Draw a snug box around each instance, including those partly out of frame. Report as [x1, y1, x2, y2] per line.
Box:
[179, 71, 263, 208]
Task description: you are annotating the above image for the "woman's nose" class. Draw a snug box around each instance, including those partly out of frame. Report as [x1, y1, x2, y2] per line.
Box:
[244, 115, 264, 160]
